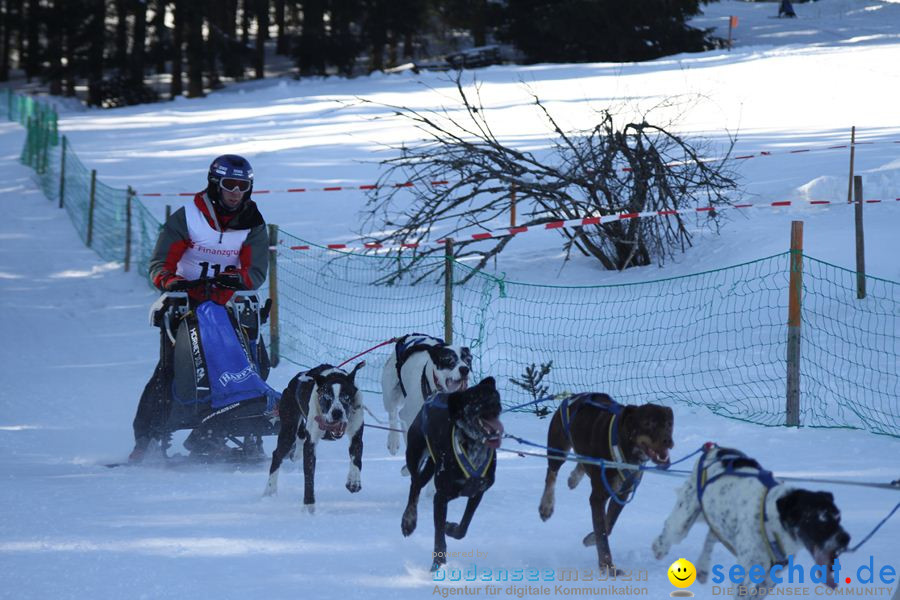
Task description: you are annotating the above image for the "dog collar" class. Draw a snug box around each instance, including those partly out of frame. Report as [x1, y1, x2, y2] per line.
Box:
[451, 425, 494, 479]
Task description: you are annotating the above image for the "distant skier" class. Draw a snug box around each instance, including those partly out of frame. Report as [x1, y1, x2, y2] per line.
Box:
[779, 0, 797, 18]
[129, 154, 269, 462]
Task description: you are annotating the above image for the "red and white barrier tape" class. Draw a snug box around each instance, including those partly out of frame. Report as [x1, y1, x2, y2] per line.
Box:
[136, 138, 899, 198]
[622, 140, 892, 172]
[277, 197, 900, 253]
[137, 180, 450, 198]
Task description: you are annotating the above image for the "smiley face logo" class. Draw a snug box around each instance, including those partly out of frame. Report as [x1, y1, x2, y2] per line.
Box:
[668, 558, 696, 588]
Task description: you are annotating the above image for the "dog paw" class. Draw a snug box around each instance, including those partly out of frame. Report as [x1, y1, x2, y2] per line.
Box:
[445, 522, 464, 539]
[304, 502, 315, 514]
[538, 503, 554, 521]
[697, 569, 709, 584]
[582, 532, 596, 547]
[387, 432, 402, 456]
[430, 558, 445, 572]
[401, 507, 417, 537]
[567, 466, 585, 489]
[346, 466, 361, 493]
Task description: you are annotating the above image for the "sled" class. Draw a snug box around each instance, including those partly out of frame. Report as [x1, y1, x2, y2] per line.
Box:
[144, 290, 279, 463]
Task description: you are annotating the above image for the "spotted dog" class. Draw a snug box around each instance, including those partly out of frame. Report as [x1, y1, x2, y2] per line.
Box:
[652, 444, 850, 599]
[538, 393, 674, 573]
[264, 362, 365, 510]
[382, 333, 472, 456]
[400, 377, 503, 571]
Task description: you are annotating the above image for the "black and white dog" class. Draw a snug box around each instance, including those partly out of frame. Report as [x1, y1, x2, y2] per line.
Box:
[652, 444, 850, 598]
[400, 377, 504, 571]
[382, 334, 472, 456]
[264, 362, 365, 511]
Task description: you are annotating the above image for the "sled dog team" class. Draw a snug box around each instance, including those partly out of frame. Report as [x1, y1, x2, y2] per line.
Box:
[264, 333, 850, 598]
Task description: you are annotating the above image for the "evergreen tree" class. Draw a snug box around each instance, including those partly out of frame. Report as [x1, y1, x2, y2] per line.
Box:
[151, 0, 167, 74]
[86, 0, 106, 106]
[23, 0, 39, 80]
[254, 0, 268, 79]
[184, 0, 204, 97]
[328, 0, 363, 75]
[500, 0, 715, 64]
[0, 0, 11, 81]
[170, 0, 183, 97]
[130, 0, 148, 86]
[296, 0, 326, 75]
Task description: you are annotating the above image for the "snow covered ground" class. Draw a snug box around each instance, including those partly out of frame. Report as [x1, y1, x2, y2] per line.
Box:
[1, 1, 898, 599]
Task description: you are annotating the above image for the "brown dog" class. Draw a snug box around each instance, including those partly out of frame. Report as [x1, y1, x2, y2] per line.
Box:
[538, 393, 673, 572]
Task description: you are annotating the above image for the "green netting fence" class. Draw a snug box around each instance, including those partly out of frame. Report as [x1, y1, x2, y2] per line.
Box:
[8, 90, 898, 438]
[9, 90, 161, 272]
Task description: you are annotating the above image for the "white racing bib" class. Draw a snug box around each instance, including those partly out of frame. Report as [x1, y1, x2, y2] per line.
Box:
[176, 203, 250, 280]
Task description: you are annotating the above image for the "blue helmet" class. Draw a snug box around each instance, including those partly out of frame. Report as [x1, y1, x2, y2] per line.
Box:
[207, 154, 254, 212]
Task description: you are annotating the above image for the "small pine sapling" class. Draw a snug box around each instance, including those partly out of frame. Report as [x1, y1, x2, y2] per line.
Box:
[509, 361, 554, 417]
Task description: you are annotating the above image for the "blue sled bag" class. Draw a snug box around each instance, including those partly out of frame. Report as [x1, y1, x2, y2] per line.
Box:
[174, 300, 277, 410]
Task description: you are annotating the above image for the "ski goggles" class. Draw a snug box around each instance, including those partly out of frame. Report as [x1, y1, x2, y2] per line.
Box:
[220, 178, 251, 193]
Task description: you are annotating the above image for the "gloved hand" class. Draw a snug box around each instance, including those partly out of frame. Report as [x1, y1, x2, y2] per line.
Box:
[214, 271, 246, 290]
[163, 275, 194, 292]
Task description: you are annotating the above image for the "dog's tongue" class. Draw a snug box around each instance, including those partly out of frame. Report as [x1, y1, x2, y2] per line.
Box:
[813, 548, 837, 589]
[482, 417, 503, 449]
[314, 416, 346, 436]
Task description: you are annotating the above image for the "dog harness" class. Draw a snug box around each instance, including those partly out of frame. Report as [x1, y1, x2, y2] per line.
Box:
[558, 393, 642, 504]
[420, 393, 494, 480]
[696, 443, 788, 565]
[394, 333, 445, 398]
[560, 393, 627, 463]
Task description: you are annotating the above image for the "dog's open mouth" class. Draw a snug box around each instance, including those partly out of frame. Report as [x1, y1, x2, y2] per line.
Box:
[813, 547, 841, 589]
[640, 444, 671, 466]
[313, 415, 347, 438]
[479, 417, 504, 449]
[438, 373, 468, 393]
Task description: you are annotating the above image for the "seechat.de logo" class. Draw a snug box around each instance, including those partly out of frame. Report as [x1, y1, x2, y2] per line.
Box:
[710, 555, 896, 587]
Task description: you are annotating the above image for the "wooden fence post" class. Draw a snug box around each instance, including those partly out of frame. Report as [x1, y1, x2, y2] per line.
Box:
[785, 220, 803, 427]
[86, 169, 97, 247]
[58, 135, 67, 208]
[267, 224, 280, 367]
[847, 126, 856, 204]
[24, 116, 34, 165]
[444, 238, 454, 344]
[854, 176, 866, 299]
[39, 111, 49, 174]
[124, 187, 134, 272]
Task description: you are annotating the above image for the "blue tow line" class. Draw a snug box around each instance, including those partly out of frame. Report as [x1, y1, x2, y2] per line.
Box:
[503, 430, 900, 550]
[503, 432, 703, 505]
[502, 395, 563, 413]
[845, 501, 900, 554]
